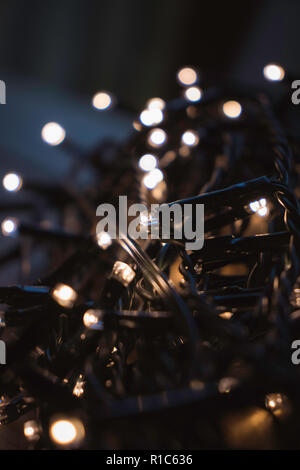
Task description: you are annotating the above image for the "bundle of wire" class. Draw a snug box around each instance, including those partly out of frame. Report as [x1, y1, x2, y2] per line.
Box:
[1, 66, 300, 449]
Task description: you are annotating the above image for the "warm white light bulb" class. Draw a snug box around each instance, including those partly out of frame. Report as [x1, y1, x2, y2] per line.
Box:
[222, 101, 242, 119]
[52, 283, 77, 308]
[146, 97, 165, 111]
[83, 309, 103, 329]
[147, 128, 167, 147]
[249, 198, 268, 216]
[3, 173, 22, 192]
[184, 86, 202, 102]
[140, 108, 163, 126]
[41, 122, 66, 146]
[181, 130, 199, 146]
[50, 418, 85, 446]
[143, 168, 164, 189]
[1, 217, 18, 236]
[177, 67, 198, 86]
[92, 91, 113, 110]
[263, 64, 285, 82]
[24, 420, 40, 441]
[112, 261, 136, 287]
[96, 231, 112, 250]
[138, 154, 157, 172]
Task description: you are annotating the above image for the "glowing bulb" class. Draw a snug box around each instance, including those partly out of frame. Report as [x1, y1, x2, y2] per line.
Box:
[83, 309, 103, 329]
[138, 154, 157, 172]
[143, 168, 164, 189]
[139, 108, 163, 126]
[181, 130, 199, 146]
[96, 231, 112, 250]
[146, 97, 165, 111]
[50, 418, 85, 446]
[218, 377, 239, 394]
[73, 376, 85, 397]
[3, 173, 22, 192]
[112, 261, 136, 287]
[1, 217, 18, 236]
[184, 86, 202, 102]
[24, 421, 40, 441]
[52, 283, 77, 308]
[265, 393, 283, 411]
[249, 198, 268, 216]
[147, 128, 167, 147]
[263, 64, 285, 82]
[41, 122, 66, 146]
[222, 101, 242, 119]
[219, 311, 233, 320]
[92, 91, 113, 110]
[177, 67, 198, 86]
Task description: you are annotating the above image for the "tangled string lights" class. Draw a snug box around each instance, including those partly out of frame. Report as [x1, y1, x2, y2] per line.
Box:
[1, 63, 300, 449]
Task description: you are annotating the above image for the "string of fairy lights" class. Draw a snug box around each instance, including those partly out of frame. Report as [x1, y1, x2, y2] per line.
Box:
[0, 61, 300, 449]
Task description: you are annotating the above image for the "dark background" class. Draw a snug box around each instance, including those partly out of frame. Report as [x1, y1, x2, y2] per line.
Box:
[0, 0, 298, 174]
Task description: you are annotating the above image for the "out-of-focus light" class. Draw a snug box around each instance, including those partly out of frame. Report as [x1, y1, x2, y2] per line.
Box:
[139, 108, 163, 126]
[24, 420, 40, 441]
[146, 97, 165, 110]
[3, 173, 22, 192]
[181, 130, 199, 146]
[265, 393, 283, 411]
[138, 154, 157, 172]
[1, 217, 18, 237]
[184, 86, 202, 102]
[222, 100, 242, 119]
[263, 64, 285, 82]
[41, 122, 66, 146]
[249, 198, 268, 216]
[147, 128, 167, 147]
[219, 311, 233, 320]
[52, 283, 77, 308]
[50, 418, 85, 447]
[218, 377, 239, 394]
[92, 91, 113, 110]
[73, 375, 85, 397]
[177, 67, 197, 86]
[143, 168, 164, 189]
[112, 261, 136, 287]
[96, 231, 112, 250]
[83, 309, 103, 329]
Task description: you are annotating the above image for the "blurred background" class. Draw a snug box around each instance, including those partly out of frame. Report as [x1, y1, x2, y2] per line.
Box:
[0, 0, 298, 175]
[0, 0, 299, 450]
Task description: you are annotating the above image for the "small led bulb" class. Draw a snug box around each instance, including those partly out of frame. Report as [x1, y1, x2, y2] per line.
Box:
[96, 231, 112, 250]
[222, 100, 242, 119]
[218, 377, 239, 394]
[184, 86, 202, 102]
[146, 97, 166, 110]
[24, 420, 40, 441]
[265, 393, 283, 411]
[52, 283, 77, 308]
[139, 108, 163, 126]
[1, 217, 18, 236]
[177, 67, 198, 86]
[3, 173, 22, 192]
[143, 168, 164, 189]
[249, 198, 268, 216]
[263, 64, 285, 82]
[147, 128, 167, 147]
[112, 261, 135, 287]
[41, 122, 66, 146]
[73, 375, 85, 397]
[49, 417, 85, 447]
[92, 91, 113, 110]
[83, 309, 103, 329]
[138, 154, 157, 172]
[181, 130, 199, 146]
